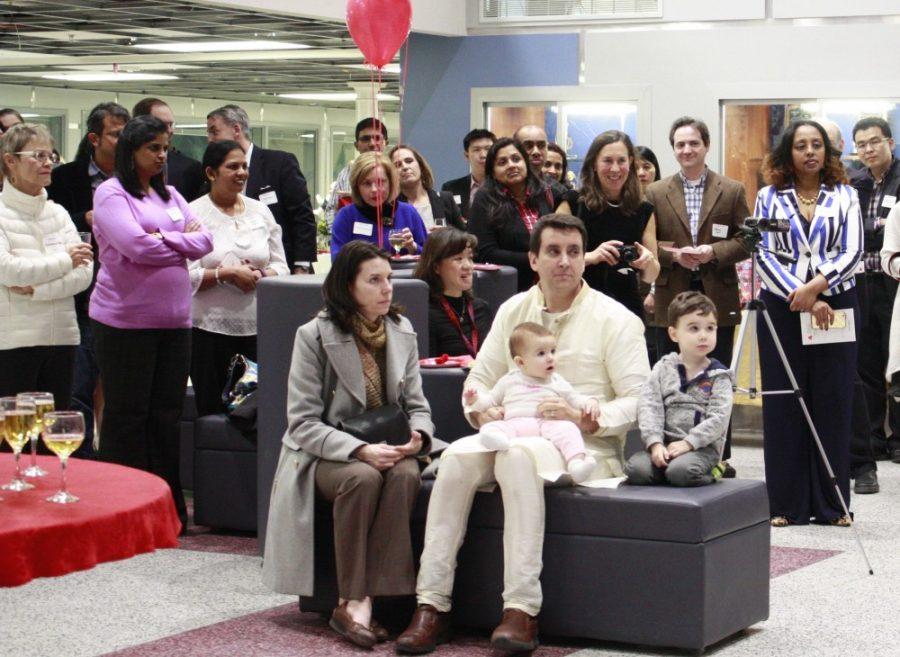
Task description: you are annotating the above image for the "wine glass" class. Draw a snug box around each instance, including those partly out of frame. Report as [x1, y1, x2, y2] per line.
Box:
[1, 396, 36, 491]
[388, 229, 405, 254]
[78, 231, 91, 244]
[19, 392, 53, 477]
[42, 411, 85, 504]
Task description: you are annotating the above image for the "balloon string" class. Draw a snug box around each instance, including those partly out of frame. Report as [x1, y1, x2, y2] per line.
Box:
[371, 66, 383, 249]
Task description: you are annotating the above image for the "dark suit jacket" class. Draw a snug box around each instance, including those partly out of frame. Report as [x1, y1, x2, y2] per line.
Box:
[166, 149, 205, 203]
[46, 158, 98, 320]
[397, 188, 465, 230]
[850, 157, 900, 253]
[441, 174, 473, 218]
[645, 170, 751, 327]
[246, 146, 317, 266]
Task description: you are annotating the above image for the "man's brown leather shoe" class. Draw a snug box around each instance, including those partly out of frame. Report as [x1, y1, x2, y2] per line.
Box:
[490, 608, 539, 652]
[396, 604, 451, 654]
[329, 603, 377, 649]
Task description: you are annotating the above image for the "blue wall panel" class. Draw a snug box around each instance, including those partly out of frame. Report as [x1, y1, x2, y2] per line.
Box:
[402, 32, 580, 187]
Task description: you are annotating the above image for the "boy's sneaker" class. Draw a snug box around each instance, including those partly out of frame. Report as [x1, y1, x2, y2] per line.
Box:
[711, 462, 727, 480]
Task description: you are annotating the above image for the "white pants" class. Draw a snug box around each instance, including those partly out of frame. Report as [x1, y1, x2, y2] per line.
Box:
[415, 447, 546, 617]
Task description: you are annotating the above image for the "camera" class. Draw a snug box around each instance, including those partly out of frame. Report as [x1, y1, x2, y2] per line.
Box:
[743, 217, 791, 233]
[617, 244, 638, 264]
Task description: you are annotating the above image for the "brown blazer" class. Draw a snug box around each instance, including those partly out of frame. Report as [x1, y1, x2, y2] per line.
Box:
[646, 169, 751, 327]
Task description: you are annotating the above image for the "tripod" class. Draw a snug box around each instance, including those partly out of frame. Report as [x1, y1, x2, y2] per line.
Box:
[730, 249, 874, 575]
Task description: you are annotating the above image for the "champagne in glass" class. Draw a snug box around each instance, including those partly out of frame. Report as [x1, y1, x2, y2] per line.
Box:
[1, 396, 36, 491]
[42, 411, 85, 504]
[388, 229, 405, 253]
[19, 392, 52, 477]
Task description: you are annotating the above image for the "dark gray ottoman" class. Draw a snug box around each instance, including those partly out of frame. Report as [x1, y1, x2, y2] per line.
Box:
[193, 414, 257, 531]
[301, 478, 770, 652]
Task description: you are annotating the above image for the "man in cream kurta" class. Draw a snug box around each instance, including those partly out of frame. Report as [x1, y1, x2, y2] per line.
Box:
[397, 215, 650, 654]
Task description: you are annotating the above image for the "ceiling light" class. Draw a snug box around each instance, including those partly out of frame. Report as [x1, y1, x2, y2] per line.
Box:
[344, 63, 401, 74]
[133, 40, 309, 53]
[21, 113, 40, 118]
[301, 133, 315, 138]
[41, 72, 178, 82]
[278, 92, 399, 102]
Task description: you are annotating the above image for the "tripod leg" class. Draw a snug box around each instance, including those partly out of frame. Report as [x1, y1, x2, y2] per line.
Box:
[730, 309, 754, 374]
[759, 308, 875, 575]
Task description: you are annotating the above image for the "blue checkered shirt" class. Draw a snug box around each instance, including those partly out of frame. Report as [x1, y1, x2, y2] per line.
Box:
[680, 168, 708, 245]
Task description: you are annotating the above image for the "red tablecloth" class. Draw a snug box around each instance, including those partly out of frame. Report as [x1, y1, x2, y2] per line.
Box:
[0, 454, 181, 587]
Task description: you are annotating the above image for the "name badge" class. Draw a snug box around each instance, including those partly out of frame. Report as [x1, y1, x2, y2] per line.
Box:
[711, 223, 729, 239]
[259, 190, 278, 205]
[854, 260, 866, 275]
[352, 221, 374, 237]
[882, 194, 897, 209]
[453, 195, 462, 205]
[166, 206, 184, 222]
[42, 234, 65, 253]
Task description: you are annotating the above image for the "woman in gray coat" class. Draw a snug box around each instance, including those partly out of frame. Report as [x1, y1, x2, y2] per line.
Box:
[262, 240, 435, 649]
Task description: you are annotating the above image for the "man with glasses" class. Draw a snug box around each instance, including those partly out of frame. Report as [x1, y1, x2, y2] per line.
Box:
[132, 97, 204, 202]
[325, 116, 388, 228]
[441, 128, 495, 220]
[850, 117, 900, 463]
[207, 104, 317, 274]
[47, 101, 130, 457]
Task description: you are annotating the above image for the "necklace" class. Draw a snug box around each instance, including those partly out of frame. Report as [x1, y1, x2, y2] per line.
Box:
[606, 200, 621, 208]
[795, 191, 818, 206]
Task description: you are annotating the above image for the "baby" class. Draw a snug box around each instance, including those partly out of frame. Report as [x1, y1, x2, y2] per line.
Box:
[464, 322, 599, 483]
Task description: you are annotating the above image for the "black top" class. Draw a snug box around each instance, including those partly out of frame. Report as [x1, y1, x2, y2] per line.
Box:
[567, 190, 653, 319]
[427, 295, 494, 358]
[441, 174, 473, 218]
[397, 188, 465, 231]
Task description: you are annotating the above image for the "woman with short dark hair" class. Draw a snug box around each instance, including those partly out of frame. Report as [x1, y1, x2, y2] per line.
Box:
[467, 138, 565, 291]
[754, 120, 861, 528]
[187, 140, 289, 416]
[635, 145, 661, 192]
[557, 131, 659, 319]
[90, 115, 213, 526]
[413, 228, 493, 357]
[262, 240, 437, 648]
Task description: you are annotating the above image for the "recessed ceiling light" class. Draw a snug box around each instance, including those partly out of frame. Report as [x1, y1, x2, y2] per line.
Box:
[41, 72, 178, 82]
[279, 92, 399, 102]
[133, 40, 309, 53]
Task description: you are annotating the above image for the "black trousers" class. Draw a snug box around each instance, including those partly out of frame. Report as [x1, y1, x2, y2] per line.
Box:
[657, 325, 736, 460]
[0, 344, 76, 409]
[91, 320, 190, 525]
[190, 328, 257, 417]
[857, 272, 900, 454]
[0, 344, 75, 455]
[759, 289, 856, 524]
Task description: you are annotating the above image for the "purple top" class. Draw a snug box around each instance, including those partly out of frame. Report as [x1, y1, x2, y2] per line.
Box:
[89, 177, 213, 329]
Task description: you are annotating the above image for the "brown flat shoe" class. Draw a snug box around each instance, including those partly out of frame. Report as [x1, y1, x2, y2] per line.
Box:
[370, 619, 389, 642]
[396, 604, 452, 654]
[329, 603, 376, 649]
[770, 516, 790, 527]
[490, 608, 539, 652]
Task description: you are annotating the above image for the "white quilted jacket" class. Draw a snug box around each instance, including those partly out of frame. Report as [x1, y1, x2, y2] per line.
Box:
[0, 182, 92, 349]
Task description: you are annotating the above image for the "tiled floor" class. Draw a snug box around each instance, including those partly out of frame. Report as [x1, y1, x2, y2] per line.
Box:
[2, 444, 899, 657]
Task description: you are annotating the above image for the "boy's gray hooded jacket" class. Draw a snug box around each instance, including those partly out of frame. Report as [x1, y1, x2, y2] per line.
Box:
[637, 353, 734, 456]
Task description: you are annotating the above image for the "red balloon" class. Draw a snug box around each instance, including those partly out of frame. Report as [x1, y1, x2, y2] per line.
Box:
[346, 0, 412, 69]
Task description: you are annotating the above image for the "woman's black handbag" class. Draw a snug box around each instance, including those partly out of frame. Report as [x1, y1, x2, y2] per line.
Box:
[339, 404, 410, 446]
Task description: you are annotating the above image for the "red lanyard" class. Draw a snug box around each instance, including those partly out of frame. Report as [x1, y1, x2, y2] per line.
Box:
[438, 296, 479, 357]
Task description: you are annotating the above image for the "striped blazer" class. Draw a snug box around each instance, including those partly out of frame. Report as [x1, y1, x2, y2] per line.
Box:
[753, 183, 862, 299]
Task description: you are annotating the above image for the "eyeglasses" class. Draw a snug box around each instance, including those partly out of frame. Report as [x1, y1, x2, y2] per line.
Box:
[14, 150, 54, 164]
[854, 137, 887, 152]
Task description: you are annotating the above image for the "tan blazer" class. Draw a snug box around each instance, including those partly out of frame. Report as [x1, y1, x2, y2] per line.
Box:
[261, 312, 437, 596]
[645, 170, 751, 326]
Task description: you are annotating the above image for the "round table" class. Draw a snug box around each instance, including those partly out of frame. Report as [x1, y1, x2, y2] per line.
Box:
[0, 454, 181, 587]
